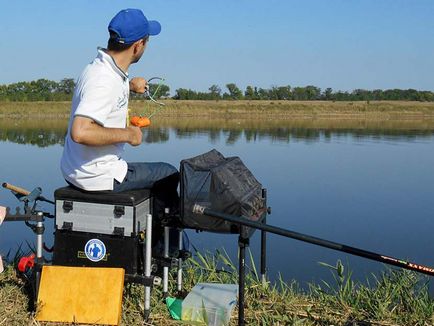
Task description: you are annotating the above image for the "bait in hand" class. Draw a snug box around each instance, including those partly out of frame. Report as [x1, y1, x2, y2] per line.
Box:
[130, 116, 151, 128]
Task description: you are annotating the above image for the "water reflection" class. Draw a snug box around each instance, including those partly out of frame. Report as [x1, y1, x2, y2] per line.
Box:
[0, 119, 67, 147]
[1, 117, 434, 147]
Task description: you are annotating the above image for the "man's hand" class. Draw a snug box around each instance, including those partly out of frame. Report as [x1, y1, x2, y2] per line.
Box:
[127, 126, 143, 146]
[129, 77, 148, 94]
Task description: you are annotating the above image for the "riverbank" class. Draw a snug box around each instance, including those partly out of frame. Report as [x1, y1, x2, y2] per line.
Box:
[1, 252, 433, 325]
[1, 100, 434, 119]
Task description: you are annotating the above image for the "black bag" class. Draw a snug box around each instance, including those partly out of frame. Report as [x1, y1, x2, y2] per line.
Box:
[180, 149, 266, 237]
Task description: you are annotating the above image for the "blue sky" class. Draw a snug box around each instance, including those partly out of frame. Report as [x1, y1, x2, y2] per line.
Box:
[1, 0, 433, 93]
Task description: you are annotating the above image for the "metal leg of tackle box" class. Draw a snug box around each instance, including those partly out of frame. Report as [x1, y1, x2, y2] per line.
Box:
[177, 228, 183, 293]
[163, 225, 170, 298]
[35, 214, 44, 296]
[144, 213, 152, 320]
[162, 226, 185, 297]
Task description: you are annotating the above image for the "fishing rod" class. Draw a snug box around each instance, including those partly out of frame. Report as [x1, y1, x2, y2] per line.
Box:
[193, 204, 434, 277]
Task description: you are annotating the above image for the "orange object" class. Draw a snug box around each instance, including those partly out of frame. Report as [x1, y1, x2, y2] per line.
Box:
[130, 116, 151, 128]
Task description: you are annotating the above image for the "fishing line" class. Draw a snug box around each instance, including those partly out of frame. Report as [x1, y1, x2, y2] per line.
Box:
[143, 77, 166, 118]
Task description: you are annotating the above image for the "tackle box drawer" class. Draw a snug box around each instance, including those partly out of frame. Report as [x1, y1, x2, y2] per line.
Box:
[54, 186, 152, 236]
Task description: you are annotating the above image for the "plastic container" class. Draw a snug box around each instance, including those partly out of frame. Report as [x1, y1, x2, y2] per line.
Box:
[181, 283, 238, 326]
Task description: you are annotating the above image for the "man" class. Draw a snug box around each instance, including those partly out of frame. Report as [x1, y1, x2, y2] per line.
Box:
[61, 9, 179, 212]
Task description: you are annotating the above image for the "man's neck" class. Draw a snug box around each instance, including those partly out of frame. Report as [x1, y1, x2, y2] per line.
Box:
[106, 50, 130, 74]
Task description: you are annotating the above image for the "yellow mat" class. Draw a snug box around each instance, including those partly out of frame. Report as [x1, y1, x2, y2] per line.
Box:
[36, 265, 125, 325]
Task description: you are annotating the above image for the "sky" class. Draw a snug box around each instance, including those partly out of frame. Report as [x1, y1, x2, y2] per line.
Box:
[0, 0, 433, 93]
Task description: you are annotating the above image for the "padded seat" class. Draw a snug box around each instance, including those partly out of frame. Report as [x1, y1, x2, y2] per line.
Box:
[54, 186, 151, 206]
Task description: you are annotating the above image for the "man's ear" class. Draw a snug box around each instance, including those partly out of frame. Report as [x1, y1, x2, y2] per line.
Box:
[132, 41, 140, 54]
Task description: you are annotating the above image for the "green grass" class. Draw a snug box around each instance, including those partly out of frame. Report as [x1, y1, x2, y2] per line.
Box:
[1, 250, 434, 325]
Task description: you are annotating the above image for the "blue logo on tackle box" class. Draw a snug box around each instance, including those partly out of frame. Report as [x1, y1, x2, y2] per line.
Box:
[84, 239, 106, 262]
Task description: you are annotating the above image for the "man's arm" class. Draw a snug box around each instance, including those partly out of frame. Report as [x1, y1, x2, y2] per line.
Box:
[71, 116, 142, 146]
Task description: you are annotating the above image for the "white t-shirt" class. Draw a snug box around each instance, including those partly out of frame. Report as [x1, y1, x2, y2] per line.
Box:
[61, 48, 129, 191]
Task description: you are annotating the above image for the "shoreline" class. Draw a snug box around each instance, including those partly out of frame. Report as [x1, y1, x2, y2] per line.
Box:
[1, 100, 434, 120]
[1, 254, 432, 325]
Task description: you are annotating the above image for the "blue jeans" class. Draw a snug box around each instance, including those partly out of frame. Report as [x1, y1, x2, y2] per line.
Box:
[113, 161, 180, 219]
[113, 162, 178, 192]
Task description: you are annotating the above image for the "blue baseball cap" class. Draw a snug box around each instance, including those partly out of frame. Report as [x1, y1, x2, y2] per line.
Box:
[108, 9, 161, 44]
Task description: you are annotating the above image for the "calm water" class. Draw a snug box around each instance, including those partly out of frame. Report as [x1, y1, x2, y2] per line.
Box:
[1, 118, 434, 289]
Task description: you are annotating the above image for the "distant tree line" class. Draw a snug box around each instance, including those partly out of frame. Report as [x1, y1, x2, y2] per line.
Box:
[1, 79, 433, 102]
[0, 79, 75, 101]
[173, 84, 434, 102]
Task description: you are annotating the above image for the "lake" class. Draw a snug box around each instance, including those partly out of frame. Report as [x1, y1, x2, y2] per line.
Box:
[1, 117, 434, 290]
